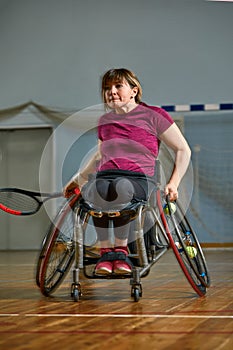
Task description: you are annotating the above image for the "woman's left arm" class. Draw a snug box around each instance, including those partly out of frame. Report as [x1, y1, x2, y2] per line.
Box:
[159, 123, 191, 201]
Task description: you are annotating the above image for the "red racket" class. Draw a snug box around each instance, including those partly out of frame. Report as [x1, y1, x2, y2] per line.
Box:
[0, 187, 80, 216]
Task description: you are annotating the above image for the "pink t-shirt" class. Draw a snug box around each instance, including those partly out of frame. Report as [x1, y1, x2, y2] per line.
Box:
[97, 103, 174, 176]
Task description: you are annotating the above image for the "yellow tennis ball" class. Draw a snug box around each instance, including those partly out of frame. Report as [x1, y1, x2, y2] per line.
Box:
[163, 202, 176, 215]
[186, 246, 197, 258]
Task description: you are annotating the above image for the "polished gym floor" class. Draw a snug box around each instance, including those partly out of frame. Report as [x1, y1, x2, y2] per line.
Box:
[0, 249, 232, 350]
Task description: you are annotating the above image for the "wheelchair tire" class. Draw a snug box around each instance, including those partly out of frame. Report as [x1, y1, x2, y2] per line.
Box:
[35, 231, 50, 288]
[39, 194, 79, 296]
[132, 288, 140, 302]
[157, 191, 210, 297]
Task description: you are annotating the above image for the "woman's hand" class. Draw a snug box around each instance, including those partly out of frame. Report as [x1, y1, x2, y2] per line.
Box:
[164, 182, 178, 202]
[63, 180, 79, 198]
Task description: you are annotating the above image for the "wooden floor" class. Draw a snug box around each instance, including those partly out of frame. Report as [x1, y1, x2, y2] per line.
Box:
[0, 249, 232, 350]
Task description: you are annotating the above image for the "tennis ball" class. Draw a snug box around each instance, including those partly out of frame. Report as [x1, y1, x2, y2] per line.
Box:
[163, 202, 176, 215]
[186, 246, 197, 258]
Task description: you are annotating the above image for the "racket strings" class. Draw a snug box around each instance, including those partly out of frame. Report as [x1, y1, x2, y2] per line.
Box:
[0, 192, 39, 212]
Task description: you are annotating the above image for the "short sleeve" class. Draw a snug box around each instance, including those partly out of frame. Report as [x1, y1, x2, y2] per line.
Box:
[140, 102, 174, 135]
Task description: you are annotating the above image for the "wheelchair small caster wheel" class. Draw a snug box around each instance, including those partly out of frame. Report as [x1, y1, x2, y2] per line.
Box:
[132, 288, 140, 302]
[73, 288, 79, 302]
[71, 283, 81, 302]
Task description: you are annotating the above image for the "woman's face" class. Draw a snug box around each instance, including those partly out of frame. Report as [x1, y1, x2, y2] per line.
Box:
[104, 79, 138, 111]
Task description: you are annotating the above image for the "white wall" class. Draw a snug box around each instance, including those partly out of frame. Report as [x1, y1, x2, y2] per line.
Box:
[0, 0, 232, 110]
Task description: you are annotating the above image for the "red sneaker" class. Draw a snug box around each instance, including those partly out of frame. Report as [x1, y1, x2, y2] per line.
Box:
[95, 248, 113, 275]
[113, 247, 132, 275]
[113, 260, 132, 274]
[95, 260, 113, 275]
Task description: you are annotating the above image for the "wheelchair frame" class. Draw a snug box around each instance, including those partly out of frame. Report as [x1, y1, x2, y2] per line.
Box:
[37, 185, 210, 302]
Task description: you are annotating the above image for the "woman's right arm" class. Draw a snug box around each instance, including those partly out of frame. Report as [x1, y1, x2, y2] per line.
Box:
[63, 140, 102, 197]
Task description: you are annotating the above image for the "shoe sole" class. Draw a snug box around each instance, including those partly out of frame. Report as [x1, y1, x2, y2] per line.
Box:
[95, 268, 112, 275]
[113, 268, 131, 275]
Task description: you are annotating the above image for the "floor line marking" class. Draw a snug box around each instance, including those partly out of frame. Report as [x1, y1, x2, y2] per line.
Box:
[1, 313, 232, 319]
[0, 314, 19, 317]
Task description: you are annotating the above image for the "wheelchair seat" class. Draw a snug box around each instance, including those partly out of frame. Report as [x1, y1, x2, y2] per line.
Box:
[79, 197, 146, 219]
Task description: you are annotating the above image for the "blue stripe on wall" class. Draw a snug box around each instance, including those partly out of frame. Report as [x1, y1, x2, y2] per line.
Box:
[161, 103, 233, 112]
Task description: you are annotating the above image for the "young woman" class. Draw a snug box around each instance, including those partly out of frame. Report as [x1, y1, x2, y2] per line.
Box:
[64, 68, 191, 275]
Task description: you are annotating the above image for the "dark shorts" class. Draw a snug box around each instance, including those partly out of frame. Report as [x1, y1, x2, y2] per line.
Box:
[82, 169, 155, 210]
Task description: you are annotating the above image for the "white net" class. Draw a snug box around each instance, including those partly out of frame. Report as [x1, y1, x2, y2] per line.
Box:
[182, 111, 233, 244]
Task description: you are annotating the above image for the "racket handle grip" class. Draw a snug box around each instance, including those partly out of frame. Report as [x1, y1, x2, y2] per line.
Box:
[74, 188, 81, 195]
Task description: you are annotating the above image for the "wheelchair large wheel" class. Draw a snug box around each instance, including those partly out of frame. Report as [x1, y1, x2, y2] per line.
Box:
[36, 194, 78, 288]
[39, 194, 79, 296]
[157, 192, 210, 297]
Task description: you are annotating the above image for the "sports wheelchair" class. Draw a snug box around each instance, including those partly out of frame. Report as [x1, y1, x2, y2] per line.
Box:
[36, 167, 210, 302]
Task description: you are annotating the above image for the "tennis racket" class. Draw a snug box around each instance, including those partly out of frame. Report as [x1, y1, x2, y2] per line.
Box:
[0, 187, 81, 216]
